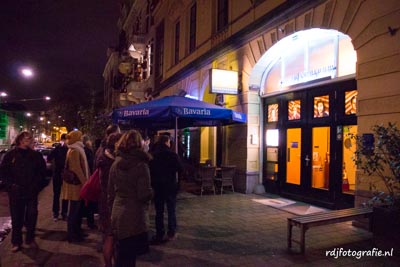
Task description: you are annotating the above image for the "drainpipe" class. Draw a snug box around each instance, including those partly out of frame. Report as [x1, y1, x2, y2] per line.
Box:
[254, 97, 266, 194]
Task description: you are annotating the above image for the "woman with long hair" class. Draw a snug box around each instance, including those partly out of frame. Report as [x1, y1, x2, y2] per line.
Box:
[108, 130, 153, 267]
[96, 132, 122, 267]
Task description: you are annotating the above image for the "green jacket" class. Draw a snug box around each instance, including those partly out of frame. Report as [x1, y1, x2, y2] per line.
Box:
[109, 149, 153, 240]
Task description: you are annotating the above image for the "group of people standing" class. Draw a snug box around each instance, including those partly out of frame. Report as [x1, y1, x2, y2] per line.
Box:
[0, 124, 183, 267]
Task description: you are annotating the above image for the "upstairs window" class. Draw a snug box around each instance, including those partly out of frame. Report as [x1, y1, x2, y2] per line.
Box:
[217, 0, 228, 32]
[155, 21, 164, 79]
[174, 21, 180, 65]
[189, 3, 197, 53]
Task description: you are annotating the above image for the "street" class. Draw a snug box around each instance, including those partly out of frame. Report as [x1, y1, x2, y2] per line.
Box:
[0, 181, 398, 266]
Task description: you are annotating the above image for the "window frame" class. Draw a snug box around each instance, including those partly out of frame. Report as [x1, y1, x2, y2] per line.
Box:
[189, 3, 197, 53]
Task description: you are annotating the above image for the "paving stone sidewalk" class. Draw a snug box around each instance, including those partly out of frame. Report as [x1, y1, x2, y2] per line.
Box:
[0, 182, 399, 266]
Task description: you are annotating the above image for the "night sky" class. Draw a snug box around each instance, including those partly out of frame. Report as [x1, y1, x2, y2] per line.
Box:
[0, 0, 120, 108]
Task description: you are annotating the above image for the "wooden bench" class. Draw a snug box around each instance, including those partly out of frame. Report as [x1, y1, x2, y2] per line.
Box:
[287, 207, 373, 254]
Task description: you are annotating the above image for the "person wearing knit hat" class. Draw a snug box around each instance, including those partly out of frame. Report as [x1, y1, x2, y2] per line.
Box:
[61, 130, 89, 242]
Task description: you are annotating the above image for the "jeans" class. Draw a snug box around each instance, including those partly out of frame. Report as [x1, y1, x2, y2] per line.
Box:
[52, 173, 68, 218]
[67, 200, 83, 240]
[81, 200, 97, 227]
[115, 232, 148, 267]
[154, 192, 177, 237]
[9, 193, 38, 245]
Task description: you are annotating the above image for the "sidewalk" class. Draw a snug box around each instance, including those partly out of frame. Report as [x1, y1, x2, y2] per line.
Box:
[1, 182, 398, 266]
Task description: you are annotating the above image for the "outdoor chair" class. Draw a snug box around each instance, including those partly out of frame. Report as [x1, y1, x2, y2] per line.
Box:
[219, 165, 236, 194]
[198, 165, 216, 196]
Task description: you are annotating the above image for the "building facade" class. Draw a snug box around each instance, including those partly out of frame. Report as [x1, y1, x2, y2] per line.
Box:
[103, 0, 400, 208]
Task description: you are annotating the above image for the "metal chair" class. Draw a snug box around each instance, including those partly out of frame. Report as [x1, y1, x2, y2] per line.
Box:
[198, 165, 216, 196]
[219, 165, 235, 194]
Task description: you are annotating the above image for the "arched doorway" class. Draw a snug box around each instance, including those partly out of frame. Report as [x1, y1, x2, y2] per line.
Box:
[251, 29, 358, 208]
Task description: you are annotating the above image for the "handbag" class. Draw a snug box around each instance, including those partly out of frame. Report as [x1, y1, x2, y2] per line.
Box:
[62, 151, 81, 185]
[80, 168, 100, 202]
[62, 168, 81, 185]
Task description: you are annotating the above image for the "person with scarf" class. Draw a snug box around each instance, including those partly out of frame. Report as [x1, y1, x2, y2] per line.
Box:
[61, 130, 89, 242]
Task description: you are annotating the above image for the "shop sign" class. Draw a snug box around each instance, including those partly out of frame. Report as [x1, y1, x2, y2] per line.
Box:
[280, 64, 337, 87]
[209, 69, 238, 95]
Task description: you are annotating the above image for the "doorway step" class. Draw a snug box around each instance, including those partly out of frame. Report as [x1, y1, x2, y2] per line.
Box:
[252, 194, 328, 215]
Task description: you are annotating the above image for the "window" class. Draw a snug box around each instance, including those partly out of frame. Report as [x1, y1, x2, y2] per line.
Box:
[174, 21, 180, 65]
[267, 104, 278, 122]
[189, 3, 197, 53]
[217, 0, 228, 32]
[314, 96, 329, 118]
[288, 100, 301, 120]
[345, 90, 357, 115]
[155, 21, 164, 78]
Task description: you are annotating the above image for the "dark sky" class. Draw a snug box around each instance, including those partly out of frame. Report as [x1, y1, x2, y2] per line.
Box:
[0, 0, 120, 108]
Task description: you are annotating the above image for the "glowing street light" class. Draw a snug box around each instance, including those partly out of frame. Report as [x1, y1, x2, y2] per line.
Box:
[13, 96, 51, 102]
[0, 91, 50, 103]
[20, 67, 34, 78]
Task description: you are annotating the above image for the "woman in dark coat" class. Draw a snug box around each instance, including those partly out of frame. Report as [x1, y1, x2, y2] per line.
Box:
[96, 132, 122, 267]
[108, 130, 153, 267]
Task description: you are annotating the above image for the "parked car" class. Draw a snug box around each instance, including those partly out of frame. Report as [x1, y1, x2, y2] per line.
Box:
[35, 147, 54, 177]
[0, 149, 11, 190]
[52, 142, 61, 148]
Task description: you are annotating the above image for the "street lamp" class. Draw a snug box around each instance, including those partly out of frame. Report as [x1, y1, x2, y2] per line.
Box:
[20, 67, 34, 79]
[15, 96, 51, 102]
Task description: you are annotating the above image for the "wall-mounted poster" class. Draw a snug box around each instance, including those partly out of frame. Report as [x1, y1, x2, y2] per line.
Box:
[314, 96, 329, 118]
[345, 90, 357, 115]
[268, 104, 278, 122]
[288, 100, 301, 120]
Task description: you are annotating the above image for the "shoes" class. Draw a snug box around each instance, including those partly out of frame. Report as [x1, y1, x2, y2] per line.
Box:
[25, 241, 39, 249]
[167, 233, 177, 241]
[61, 214, 67, 221]
[67, 236, 84, 243]
[88, 224, 98, 230]
[150, 235, 168, 245]
[11, 245, 21, 253]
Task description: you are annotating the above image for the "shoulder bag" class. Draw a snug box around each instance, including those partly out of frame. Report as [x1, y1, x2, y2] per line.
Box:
[80, 168, 100, 202]
[62, 150, 81, 185]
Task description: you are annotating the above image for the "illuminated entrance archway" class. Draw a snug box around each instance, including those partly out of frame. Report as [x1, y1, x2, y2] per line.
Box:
[249, 28, 356, 95]
[250, 28, 358, 208]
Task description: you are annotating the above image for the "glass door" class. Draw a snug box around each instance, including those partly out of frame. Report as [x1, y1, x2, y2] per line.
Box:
[264, 79, 357, 208]
[281, 90, 335, 204]
[311, 126, 330, 190]
[286, 128, 301, 185]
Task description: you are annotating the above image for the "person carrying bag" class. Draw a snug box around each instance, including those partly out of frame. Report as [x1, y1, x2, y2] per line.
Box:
[60, 130, 89, 243]
[62, 150, 81, 185]
[80, 168, 101, 203]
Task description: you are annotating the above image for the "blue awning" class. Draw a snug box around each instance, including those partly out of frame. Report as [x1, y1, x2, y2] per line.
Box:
[112, 95, 247, 129]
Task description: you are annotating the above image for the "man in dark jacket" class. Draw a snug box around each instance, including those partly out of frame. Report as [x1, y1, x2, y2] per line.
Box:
[0, 131, 46, 252]
[149, 135, 183, 244]
[47, 133, 69, 221]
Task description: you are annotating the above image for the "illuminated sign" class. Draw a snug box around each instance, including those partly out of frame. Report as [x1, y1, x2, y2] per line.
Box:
[280, 65, 336, 87]
[209, 69, 238, 95]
